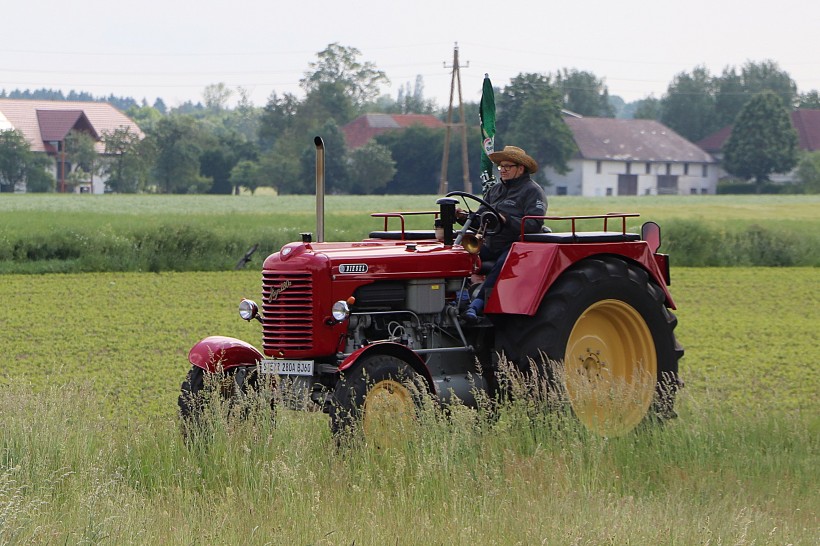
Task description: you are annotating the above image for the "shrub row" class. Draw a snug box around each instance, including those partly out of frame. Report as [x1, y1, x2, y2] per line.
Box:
[0, 220, 815, 273]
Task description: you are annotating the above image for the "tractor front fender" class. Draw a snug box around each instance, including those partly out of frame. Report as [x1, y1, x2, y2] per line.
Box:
[339, 341, 436, 395]
[188, 335, 264, 373]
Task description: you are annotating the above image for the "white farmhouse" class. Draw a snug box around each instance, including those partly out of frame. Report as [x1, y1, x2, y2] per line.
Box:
[0, 99, 143, 194]
[542, 117, 718, 196]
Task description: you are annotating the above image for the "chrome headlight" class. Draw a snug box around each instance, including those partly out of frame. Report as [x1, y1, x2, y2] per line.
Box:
[239, 299, 259, 321]
[331, 300, 351, 321]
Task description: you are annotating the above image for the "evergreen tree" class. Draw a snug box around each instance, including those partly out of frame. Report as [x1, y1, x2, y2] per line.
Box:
[723, 91, 799, 188]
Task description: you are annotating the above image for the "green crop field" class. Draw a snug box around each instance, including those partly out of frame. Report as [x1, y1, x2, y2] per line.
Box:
[0, 268, 817, 544]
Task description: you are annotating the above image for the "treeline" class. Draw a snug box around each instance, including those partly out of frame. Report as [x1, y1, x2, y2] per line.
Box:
[2, 44, 820, 195]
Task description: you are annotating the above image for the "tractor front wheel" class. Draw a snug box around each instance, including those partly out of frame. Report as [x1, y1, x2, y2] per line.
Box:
[330, 354, 424, 447]
[178, 365, 274, 428]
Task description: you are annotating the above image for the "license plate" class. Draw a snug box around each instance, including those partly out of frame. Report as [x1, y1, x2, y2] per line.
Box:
[258, 359, 314, 376]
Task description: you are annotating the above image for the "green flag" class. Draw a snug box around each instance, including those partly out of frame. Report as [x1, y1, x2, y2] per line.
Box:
[479, 74, 497, 194]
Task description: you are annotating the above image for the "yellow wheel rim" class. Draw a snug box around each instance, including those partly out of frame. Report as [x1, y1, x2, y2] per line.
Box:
[362, 379, 416, 448]
[564, 299, 657, 436]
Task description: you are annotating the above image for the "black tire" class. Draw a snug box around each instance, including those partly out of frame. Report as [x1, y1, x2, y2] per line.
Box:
[178, 365, 275, 426]
[500, 257, 683, 436]
[329, 354, 424, 446]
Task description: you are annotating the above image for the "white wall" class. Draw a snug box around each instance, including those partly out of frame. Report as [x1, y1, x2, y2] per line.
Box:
[544, 159, 719, 196]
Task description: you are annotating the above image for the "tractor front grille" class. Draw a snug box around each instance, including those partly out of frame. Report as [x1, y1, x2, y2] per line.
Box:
[261, 271, 314, 353]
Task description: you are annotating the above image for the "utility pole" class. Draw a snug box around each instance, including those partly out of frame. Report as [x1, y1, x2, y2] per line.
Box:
[438, 43, 471, 195]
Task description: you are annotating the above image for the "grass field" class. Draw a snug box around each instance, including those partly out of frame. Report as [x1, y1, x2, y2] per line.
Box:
[0, 268, 817, 544]
[0, 194, 817, 543]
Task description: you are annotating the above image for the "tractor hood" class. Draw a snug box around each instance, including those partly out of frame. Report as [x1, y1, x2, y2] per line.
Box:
[263, 240, 476, 279]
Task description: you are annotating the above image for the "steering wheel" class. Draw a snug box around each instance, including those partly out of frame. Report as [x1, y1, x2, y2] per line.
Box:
[445, 191, 504, 244]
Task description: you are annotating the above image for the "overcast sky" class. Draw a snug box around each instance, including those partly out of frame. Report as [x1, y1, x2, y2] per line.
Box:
[3, 0, 818, 110]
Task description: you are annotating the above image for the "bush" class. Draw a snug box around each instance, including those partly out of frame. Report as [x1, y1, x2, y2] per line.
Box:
[662, 220, 813, 266]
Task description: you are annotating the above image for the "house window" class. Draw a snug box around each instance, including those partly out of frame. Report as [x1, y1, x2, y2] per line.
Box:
[645, 163, 651, 174]
[665, 163, 672, 175]
[690, 188, 698, 194]
[702, 164, 708, 177]
[626, 162, 632, 175]
[556, 186, 567, 195]
[684, 163, 690, 175]
[606, 187, 613, 196]
[596, 160, 602, 174]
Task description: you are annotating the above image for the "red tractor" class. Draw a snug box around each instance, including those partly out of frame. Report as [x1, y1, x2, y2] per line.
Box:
[180, 139, 683, 438]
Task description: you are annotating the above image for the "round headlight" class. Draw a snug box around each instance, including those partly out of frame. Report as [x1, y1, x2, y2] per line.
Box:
[331, 300, 350, 321]
[239, 299, 259, 321]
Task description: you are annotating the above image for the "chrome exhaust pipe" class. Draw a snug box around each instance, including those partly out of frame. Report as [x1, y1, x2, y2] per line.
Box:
[314, 136, 325, 243]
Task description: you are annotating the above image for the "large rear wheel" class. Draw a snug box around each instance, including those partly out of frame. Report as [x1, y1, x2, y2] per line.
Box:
[510, 257, 683, 436]
[330, 354, 424, 447]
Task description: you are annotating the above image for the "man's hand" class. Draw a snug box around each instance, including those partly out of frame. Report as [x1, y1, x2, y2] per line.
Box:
[455, 207, 468, 221]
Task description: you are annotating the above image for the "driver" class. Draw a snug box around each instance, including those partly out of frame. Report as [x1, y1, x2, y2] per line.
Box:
[457, 146, 547, 323]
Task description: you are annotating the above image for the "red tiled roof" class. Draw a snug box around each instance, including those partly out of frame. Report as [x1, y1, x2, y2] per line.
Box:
[342, 113, 444, 149]
[696, 109, 820, 153]
[791, 109, 820, 151]
[0, 99, 143, 153]
[566, 117, 714, 163]
[36, 110, 98, 142]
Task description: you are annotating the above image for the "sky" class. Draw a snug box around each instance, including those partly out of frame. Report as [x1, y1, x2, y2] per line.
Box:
[2, 0, 818, 111]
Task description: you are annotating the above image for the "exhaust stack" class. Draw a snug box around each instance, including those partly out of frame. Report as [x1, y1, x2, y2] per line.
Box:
[314, 136, 325, 242]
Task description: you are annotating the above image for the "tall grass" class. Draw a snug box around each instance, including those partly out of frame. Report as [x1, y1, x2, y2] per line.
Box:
[1, 375, 816, 544]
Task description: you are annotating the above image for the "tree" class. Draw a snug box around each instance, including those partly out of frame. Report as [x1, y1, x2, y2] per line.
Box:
[795, 151, 820, 193]
[797, 90, 820, 109]
[722, 91, 799, 188]
[633, 96, 662, 120]
[660, 66, 718, 142]
[391, 75, 436, 114]
[0, 129, 32, 192]
[64, 130, 100, 191]
[258, 91, 299, 150]
[101, 127, 151, 193]
[348, 141, 396, 194]
[553, 69, 615, 117]
[149, 115, 214, 193]
[496, 73, 551, 137]
[301, 43, 389, 109]
[296, 119, 349, 194]
[715, 61, 797, 125]
[203, 83, 233, 112]
[126, 104, 163, 133]
[24, 154, 55, 192]
[230, 159, 264, 195]
[507, 86, 577, 178]
[298, 81, 356, 127]
[377, 125, 445, 194]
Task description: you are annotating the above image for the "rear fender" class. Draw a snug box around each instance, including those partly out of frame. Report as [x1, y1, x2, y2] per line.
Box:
[339, 341, 436, 395]
[488, 243, 676, 315]
[188, 335, 264, 373]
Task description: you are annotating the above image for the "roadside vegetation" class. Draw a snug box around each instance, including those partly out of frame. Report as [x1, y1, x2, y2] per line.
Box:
[1, 267, 817, 543]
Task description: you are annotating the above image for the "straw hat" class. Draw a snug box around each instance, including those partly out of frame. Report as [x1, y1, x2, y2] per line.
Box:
[488, 146, 538, 174]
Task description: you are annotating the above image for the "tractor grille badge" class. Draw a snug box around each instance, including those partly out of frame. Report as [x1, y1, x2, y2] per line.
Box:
[265, 279, 291, 303]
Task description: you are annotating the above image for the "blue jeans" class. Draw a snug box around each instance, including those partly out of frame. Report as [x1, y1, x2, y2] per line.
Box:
[476, 246, 510, 302]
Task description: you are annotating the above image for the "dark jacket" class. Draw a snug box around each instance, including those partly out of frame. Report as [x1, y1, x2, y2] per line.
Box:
[479, 174, 547, 253]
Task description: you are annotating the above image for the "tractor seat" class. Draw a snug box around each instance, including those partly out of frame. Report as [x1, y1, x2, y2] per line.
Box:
[522, 231, 641, 243]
